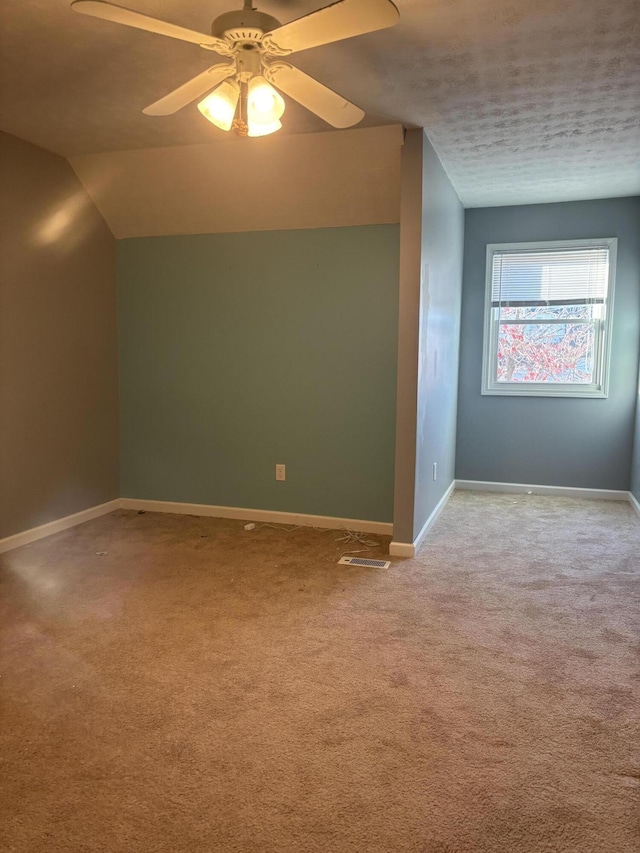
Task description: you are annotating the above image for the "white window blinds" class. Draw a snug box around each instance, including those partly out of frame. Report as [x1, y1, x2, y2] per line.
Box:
[491, 246, 610, 307]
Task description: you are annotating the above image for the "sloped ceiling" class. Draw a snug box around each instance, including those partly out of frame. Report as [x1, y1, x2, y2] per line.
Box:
[1, 0, 639, 207]
[69, 125, 403, 237]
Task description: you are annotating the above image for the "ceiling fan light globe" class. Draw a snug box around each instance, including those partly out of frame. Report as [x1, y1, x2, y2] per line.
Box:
[247, 118, 283, 137]
[247, 76, 285, 123]
[197, 79, 240, 131]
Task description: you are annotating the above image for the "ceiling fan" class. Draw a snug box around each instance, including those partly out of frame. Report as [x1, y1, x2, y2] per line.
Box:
[71, 0, 400, 137]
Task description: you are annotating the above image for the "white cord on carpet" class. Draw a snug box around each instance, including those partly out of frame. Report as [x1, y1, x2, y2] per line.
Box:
[245, 523, 380, 553]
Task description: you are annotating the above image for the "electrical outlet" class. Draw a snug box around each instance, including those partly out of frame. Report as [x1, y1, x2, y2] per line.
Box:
[275, 464, 286, 481]
[432, 462, 437, 481]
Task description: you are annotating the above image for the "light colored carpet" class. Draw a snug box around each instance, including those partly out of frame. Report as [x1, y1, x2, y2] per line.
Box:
[1, 492, 638, 852]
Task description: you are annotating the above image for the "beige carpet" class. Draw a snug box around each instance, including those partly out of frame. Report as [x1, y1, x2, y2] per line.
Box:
[1, 492, 638, 852]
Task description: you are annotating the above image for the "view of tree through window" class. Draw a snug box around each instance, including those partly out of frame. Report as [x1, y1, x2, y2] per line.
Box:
[497, 305, 598, 383]
[482, 240, 616, 397]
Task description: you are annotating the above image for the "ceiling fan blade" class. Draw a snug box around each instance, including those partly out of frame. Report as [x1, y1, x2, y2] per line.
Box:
[71, 0, 230, 51]
[264, 63, 364, 128]
[262, 0, 399, 55]
[142, 64, 236, 116]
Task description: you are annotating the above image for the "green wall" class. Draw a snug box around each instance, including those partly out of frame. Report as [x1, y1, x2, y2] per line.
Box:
[118, 225, 399, 522]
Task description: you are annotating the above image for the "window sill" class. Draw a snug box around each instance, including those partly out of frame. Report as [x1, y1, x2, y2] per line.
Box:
[481, 385, 608, 399]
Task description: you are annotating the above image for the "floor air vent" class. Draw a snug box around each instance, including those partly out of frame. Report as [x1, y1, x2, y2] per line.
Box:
[339, 556, 391, 569]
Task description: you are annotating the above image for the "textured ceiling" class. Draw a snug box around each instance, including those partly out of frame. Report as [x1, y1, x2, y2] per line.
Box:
[1, 0, 639, 206]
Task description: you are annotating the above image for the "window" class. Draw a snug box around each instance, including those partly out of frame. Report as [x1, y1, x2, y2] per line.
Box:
[482, 238, 617, 397]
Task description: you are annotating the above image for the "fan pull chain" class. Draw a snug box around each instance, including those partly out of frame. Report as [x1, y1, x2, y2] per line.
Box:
[232, 81, 249, 137]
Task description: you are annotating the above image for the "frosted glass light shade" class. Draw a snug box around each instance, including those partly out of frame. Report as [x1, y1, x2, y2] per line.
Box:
[198, 80, 240, 131]
[247, 118, 282, 137]
[247, 76, 285, 126]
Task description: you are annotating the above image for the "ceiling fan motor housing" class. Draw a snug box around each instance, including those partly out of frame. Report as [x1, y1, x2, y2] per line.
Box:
[211, 9, 281, 43]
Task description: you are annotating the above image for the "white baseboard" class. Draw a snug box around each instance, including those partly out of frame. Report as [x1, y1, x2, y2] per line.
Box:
[413, 480, 456, 551]
[388, 541, 415, 558]
[454, 480, 629, 501]
[0, 495, 391, 555]
[120, 498, 393, 536]
[3, 484, 632, 558]
[389, 479, 456, 559]
[0, 499, 121, 555]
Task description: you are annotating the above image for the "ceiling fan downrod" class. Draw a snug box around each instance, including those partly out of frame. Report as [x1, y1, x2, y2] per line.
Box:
[210, 1, 281, 43]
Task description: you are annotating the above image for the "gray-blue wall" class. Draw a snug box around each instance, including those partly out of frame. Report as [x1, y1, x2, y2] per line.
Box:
[456, 197, 640, 490]
[413, 137, 464, 538]
[392, 130, 464, 544]
[632, 361, 640, 502]
[118, 225, 399, 522]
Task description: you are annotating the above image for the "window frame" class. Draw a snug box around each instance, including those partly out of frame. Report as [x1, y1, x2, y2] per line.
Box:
[481, 237, 618, 398]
